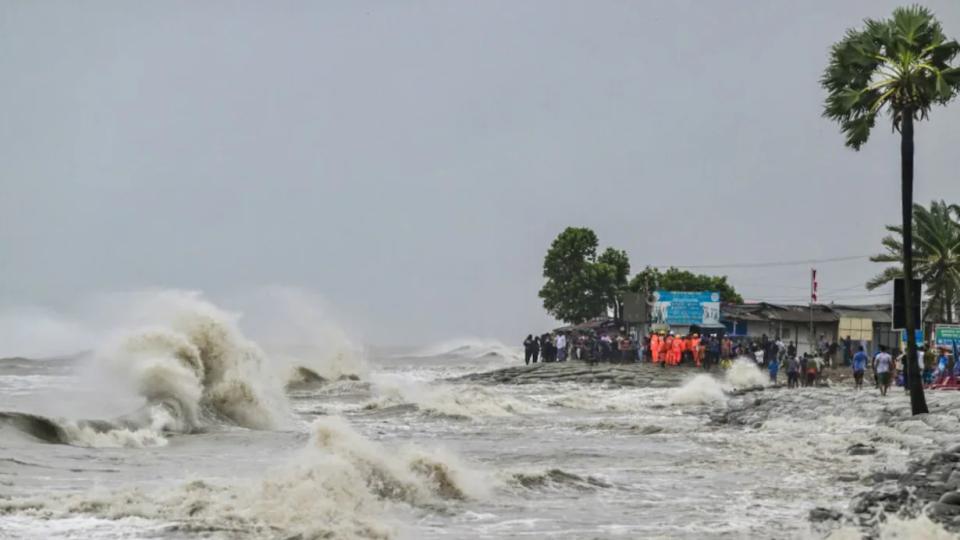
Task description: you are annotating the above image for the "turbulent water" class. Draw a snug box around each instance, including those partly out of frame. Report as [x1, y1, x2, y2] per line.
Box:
[2, 296, 960, 538]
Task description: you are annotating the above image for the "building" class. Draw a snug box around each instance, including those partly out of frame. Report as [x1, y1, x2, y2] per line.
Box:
[721, 303, 894, 354]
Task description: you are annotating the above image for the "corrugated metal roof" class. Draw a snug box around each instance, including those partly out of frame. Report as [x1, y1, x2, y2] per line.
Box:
[721, 303, 891, 324]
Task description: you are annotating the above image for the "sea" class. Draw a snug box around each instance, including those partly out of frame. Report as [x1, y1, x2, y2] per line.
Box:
[1, 291, 958, 539]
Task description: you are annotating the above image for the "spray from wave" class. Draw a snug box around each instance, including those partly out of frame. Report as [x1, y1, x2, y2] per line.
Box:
[668, 359, 767, 406]
[669, 374, 728, 405]
[724, 357, 769, 389]
[94, 290, 292, 432]
[2, 416, 488, 539]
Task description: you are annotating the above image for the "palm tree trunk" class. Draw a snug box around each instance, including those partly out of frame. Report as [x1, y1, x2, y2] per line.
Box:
[901, 111, 928, 415]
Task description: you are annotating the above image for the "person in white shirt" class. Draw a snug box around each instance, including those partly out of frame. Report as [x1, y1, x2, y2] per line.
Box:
[555, 333, 567, 362]
[875, 346, 894, 396]
[754, 348, 764, 366]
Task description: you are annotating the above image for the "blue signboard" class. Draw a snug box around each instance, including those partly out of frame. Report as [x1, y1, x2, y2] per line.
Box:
[900, 329, 924, 347]
[652, 291, 721, 326]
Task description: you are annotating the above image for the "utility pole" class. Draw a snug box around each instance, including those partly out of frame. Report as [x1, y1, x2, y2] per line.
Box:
[810, 268, 818, 354]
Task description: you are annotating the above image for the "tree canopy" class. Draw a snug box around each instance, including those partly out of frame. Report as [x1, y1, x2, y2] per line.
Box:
[822, 5, 960, 150]
[628, 266, 743, 304]
[868, 200, 960, 323]
[539, 227, 622, 324]
[539, 228, 743, 323]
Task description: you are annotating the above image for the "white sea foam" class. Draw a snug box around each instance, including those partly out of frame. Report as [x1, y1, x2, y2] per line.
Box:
[669, 374, 727, 405]
[826, 514, 957, 539]
[364, 375, 539, 418]
[5, 416, 487, 539]
[95, 290, 292, 432]
[725, 358, 769, 388]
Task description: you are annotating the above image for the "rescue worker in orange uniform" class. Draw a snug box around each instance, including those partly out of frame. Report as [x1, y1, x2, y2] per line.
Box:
[650, 333, 661, 364]
[691, 334, 701, 367]
[671, 335, 684, 366]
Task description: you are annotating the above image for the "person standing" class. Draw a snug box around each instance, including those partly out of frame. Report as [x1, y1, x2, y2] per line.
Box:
[805, 355, 820, 387]
[786, 355, 800, 388]
[851, 346, 868, 390]
[523, 335, 535, 365]
[555, 333, 567, 362]
[828, 340, 838, 368]
[787, 341, 797, 359]
[533, 336, 541, 363]
[875, 346, 894, 396]
[768, 355, 780, 384]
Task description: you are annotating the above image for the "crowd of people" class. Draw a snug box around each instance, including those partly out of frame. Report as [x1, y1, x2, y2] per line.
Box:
[523, 331, 639, 365]
[523, 329, 960, 396]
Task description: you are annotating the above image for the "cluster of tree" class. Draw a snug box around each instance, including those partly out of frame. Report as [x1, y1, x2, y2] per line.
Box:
[627, 267, 742, 304]
[868, 200, 960, 324]
[822, 5, 960, 415]
[538, 227, 741, 324]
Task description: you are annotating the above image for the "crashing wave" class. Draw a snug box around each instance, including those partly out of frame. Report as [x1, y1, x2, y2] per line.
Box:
[0, 410, 170, 448]
[1, 417, 488, 539]
[724, 358, 769, 389]
[669, 374, 728, 405]
[95, 291, 292, 432]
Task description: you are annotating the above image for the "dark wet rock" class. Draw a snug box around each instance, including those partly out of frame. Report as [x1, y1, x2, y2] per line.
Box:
[940, 491, 960, 506]
[809, 507, 843, 522]
[835, 473, 859, 483]
[847, 443, 878, 456]
[928, 502, 960, 518]
[947, 471, 960, 489]
[447, 361, 706, 389]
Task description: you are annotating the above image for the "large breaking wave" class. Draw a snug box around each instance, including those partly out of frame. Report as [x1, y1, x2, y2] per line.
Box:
[2, 416, 487, 539]
[0, 290, 363, 446]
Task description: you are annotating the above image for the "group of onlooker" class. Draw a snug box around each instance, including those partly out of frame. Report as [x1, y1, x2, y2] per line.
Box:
[523, 331, 640, 365]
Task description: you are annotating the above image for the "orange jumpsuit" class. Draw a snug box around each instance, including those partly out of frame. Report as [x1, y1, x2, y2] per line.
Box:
[671, 338, 683, 366]
[651, 335, 661, 363]
[691, 337, 701, 366]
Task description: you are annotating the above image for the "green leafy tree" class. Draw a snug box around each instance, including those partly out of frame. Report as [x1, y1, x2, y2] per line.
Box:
[868, 200, 960, 323]
[822, 5, 960, 414]
[597, 248, 631, 320]
[539, 227, 609, 324]
[628, 266, 743, 304]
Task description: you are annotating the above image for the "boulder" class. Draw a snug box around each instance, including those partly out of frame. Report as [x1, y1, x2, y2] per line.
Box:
[940, 491, 960, 506]
[847, 443, 878, 456]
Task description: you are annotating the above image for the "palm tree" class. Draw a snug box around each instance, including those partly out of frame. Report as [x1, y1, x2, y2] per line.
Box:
[868, 201, 960, 323]
[822, 5, 960, 415]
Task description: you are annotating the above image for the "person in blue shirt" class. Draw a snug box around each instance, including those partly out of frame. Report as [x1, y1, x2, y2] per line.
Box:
[851, 346, 868, 391]
[935, 348, 950, 384]
[767, 355, 780, 384]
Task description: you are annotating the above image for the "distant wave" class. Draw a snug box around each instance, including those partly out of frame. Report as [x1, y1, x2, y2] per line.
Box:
[359, 383, 538, 419]
[401, 339, 521, 362]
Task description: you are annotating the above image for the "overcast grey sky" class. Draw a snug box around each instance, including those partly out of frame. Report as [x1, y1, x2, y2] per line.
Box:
[2, 1, 960, 347]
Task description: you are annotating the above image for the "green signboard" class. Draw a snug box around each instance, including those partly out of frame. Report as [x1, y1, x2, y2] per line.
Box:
[935, 324, 960, 346]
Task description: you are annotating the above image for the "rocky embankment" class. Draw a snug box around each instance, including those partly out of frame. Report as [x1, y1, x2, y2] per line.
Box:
[710, 386, 960, 536]
[840, 442, 960, 535]
[449, 361, 702, 388]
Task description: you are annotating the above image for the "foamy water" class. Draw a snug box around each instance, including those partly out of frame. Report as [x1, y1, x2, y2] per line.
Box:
[2, 295, 959, 539]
